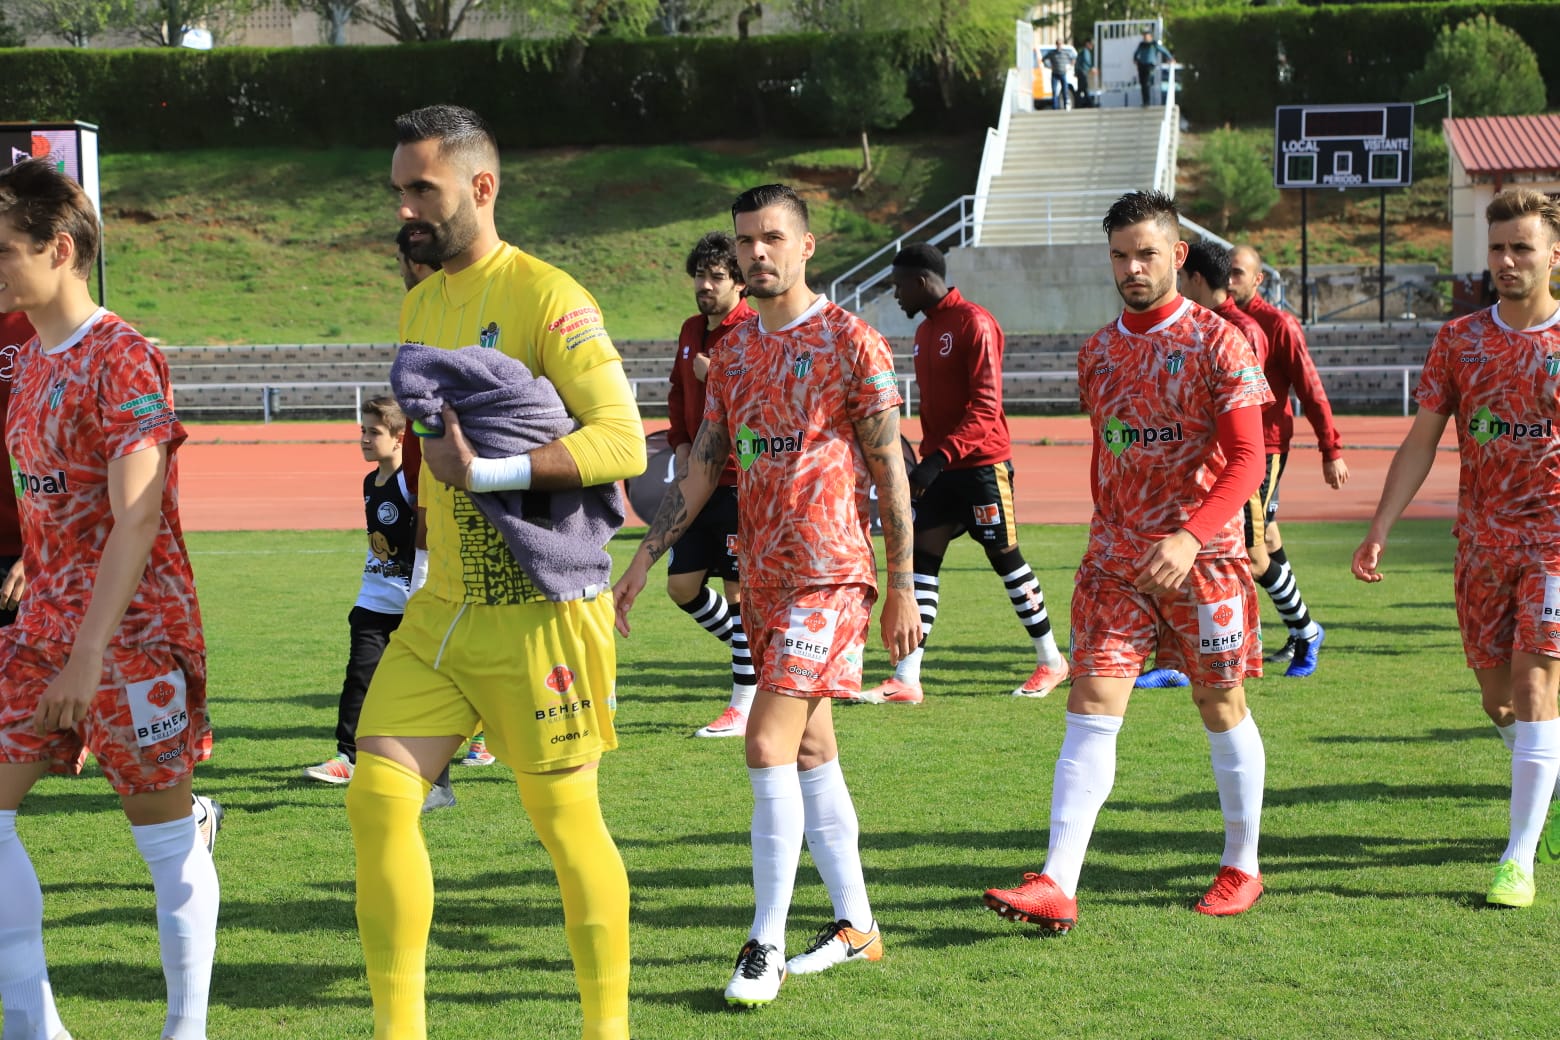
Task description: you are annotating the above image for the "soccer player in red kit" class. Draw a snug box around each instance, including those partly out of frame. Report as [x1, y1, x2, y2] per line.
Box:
[666, 232, 759, 737]
[859, 242, 1067, 703]
[615, 184, 918, 1006]
[0, 160, 217, 1040]
[1354, 189, 1560, 909]
[982, 191, 1272, 932]
[1229, 244, 1349, 677]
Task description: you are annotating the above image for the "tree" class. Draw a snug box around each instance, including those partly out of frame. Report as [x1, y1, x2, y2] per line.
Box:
[287, 0, 363, 43]
[807, 35, 913, 190]
[651, 0, 734, 34]
[1405, 15, 1544, 119]
[1191, 128, 1277, 234]
[120, 0, 261, 46]
[784, 0, 1008, 112]
[0, 5, 24, 45]
[349, 0, 487, 41]
[6, 0, 133, 46]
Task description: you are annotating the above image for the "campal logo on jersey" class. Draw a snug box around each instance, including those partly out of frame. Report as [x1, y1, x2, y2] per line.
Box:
[735, 424, 803, 471]
[1101, 416, 1185, 458]
[478, 322, 500, 349]
[1469, 405, 1552, 447]
[13, 465, 68, 497]
[1164, 349, 1185, 375]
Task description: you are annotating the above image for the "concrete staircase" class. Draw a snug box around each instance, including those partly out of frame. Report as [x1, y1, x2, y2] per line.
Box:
[979, 107, 1172, 247]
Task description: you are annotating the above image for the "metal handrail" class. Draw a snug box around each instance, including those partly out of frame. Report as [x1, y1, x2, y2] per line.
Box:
[1151, 63, 1177, 196]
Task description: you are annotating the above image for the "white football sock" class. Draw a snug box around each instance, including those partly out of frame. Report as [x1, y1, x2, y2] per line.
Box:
[1207, 712, 1266, 876]
[0, 811, 66, 1040]
[1042, 713, 1122, 898]
[747, 764, 803, 954]
[133, 814, 220, 1040]
[799, 758, 873, 930]
[893, 646, 925, 687]
[1501, 718, 1560, 873]
[1494, 720, 1518, 752]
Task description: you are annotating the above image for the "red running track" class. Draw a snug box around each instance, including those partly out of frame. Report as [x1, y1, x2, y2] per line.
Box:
[175, 415, 1459, 533]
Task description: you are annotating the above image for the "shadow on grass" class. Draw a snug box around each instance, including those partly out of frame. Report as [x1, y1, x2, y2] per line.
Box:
[1311, 726, 1489, 744]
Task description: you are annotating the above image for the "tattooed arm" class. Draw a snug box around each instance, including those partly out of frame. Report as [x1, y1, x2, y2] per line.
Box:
[853, 406, 921, 664]
[612, 418, 731, 635]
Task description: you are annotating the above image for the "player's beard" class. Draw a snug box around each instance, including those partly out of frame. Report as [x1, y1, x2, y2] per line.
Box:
[745, 264, 789, 299]
[1116, 268, 1174, 311]
[404, 197, 480, 266]
[695, 293, 723, 315]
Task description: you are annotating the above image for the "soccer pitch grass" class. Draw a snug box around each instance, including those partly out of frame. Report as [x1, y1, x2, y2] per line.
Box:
[17, 520, 1553, 1039]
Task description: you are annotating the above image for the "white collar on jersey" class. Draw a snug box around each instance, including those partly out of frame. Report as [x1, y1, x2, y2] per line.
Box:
[1115, 297, 1192, 338]
[45, 306, 109, 355]
[756, 293, 829, 336]
[1489, 302, 1560, 334]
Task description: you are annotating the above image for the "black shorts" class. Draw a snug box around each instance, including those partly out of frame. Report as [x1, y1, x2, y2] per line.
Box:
[1243, 453, 1286, 549]
[667, 484, 740, 581]
[913, 461, 1019, 547]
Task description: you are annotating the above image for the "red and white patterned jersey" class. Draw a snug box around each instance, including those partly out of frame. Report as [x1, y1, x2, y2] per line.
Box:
[1415, 305, 1560, 547]
[705, 296, 902, 589]
[1078, 298, 1272, 560]
[5, 310, 202, 650]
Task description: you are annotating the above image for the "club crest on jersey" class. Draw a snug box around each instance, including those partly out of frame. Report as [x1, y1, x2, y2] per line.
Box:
[1101, 415, 1185, 458]
[793, 352, 813, 379]
[939, 332, 954, 357]
[1469, 405, 1552, 446]
[1546, 353, 1560, 377]
[1164, 349, 1185, 375]
[47, 379, 66, 409]
[478, 322, 500, 350]
[735, 423, 803, 471]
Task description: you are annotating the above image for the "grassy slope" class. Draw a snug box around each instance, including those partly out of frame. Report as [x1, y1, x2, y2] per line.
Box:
[100, 125, 1455, 348]
[20, 520, 1556, 1039]
[99, 138, 981, 345]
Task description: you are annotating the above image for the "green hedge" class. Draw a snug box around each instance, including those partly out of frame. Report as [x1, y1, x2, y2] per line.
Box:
[1170, 1, 1558, 126]
[0, 33, 1003, 151]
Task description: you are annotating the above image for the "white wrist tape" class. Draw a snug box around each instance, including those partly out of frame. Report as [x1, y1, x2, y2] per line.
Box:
[466, 453, 533, 493]
[409, 548, 430, 592]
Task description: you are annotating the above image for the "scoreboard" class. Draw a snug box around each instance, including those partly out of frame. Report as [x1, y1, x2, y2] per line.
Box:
[1273, 104, 1414, 189]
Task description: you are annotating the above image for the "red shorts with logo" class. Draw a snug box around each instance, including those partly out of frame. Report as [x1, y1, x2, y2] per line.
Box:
[745, 583, 874, 698]
[1070, 550, 1262, 689]
[1453, 542, 1560, 670]
[0, 636, 212, 796]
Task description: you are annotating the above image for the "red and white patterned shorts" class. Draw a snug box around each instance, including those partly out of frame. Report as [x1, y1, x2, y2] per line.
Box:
[1070, 550, 1262, 689]
[0, 636, 211, 795]
[1454, 542, 1560, 670]
[744, 583, 875, 698]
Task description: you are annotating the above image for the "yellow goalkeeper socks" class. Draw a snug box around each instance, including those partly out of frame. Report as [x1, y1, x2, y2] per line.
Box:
[346, 752, 433, 1040]
[517, 767, 631, 1040]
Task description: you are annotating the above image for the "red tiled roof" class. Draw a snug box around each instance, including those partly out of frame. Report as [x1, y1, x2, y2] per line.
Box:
[1445, 115, 1560, 176]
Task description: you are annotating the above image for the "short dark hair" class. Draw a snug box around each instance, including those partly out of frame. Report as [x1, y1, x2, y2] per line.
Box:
[685, 230, 742, 282]
[394, 104, 500, 180]
[1182, 239, 1232, 291]
[362, 395, 407, 437]
[891, 243, 946, 280]
[395, 225, 442, 271]
[1103, 190, 1180, 240]
[731, 183, 809, 231]
[0, 159, 99, 276]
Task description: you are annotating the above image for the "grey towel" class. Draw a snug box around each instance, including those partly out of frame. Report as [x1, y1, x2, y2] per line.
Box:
[390, 342, 624, 601]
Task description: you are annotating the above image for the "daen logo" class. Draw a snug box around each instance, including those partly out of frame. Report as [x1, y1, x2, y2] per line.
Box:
[1101, 416, 1185, 458]
[735, 424, 803, 471]
[545, 665, 575, 695]
[147, 680, 178, 708]
[1469, 405, 1552, 447]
